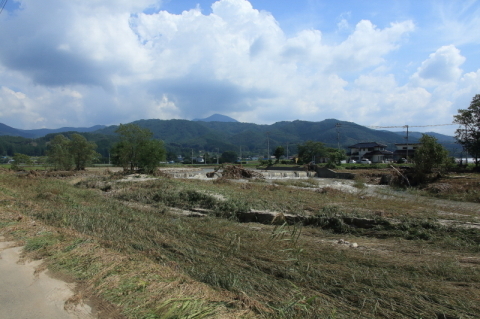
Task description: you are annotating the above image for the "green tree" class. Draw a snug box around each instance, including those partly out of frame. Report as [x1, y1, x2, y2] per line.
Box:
[69, 134, 100, 170]
[297, 141, 326, 164]
[326, 148, 346, 165]
[47, 134, 73, 170]
[204, 152, 211, 164]
[413, 134, 450, 183]
[10, 153, 32, 170]
[274, 146, 285, 163]
[111, 124, 166, 173]
[453, 94, 480, 167]
[220, 151, 237, 164]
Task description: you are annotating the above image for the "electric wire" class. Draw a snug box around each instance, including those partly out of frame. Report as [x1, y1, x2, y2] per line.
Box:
[0, 0, 7, 13]
[0, 0, 8, 15]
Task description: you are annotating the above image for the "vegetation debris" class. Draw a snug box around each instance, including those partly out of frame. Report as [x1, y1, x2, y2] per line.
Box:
[217, 165, 265, 180]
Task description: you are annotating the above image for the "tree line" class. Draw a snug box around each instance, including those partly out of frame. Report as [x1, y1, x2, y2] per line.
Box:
[9, 124, 167, 173]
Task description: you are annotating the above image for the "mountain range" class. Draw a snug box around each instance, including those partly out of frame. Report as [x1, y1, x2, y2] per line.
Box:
[0, 116, 459, 158]
[0, 123, 106, 139]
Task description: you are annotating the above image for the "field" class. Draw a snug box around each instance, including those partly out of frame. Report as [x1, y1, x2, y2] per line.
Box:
[0, 167, 479, 318]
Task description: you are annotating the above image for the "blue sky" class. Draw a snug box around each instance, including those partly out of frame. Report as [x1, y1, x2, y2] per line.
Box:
[0, 0, 479, 135]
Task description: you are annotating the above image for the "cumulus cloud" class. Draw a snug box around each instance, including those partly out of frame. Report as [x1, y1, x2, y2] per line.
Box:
[328, 20, 415, 73]
[411, 45, 465, 86]
[0, 0, 477, 135]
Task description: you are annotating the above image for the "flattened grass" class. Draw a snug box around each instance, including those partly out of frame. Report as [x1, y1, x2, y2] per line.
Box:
[1, 172, 479, 318]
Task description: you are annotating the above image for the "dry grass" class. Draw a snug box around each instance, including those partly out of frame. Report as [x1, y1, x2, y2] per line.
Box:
[1, 170, 479, 318]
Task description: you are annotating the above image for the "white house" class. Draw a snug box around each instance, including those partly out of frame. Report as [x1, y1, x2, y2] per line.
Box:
[347, 142, 393, 163]
[393, 143, 420, 160]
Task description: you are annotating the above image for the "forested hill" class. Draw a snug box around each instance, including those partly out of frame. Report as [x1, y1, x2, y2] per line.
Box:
[1, 118, 459, 158]
[0, 123, 106, 138]
[94, 118, 414, 155]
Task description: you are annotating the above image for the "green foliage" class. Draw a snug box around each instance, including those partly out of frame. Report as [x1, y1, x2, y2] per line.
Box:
[326, 147, 346, 164]
[47, 134, 74, 170]
[46, 134, 99, 170]
[137, 139, 166, 173]
[10, 153, 32, 170]
[454, 94, 480, 166]
[273, 146, 285, 162]
[413, 134, 450, 183]
[69, 134, 100, 170]
[219, 150, 237, 163]
[297, 141, 326, 164]
[111, 124, 166, 173]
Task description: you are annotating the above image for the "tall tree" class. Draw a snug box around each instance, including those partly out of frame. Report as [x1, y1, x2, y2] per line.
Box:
[297, 141, 326, 164]
[220, 151, 237, 163]
[273, 146, 285, 163]
[326, 148, 346, 164]
[111, 124, 166, 173]
[454, 94, 480, 167]
[69, 133, 100, 170]
[413, 134, 450, 183]
[47, 134, 73, 170]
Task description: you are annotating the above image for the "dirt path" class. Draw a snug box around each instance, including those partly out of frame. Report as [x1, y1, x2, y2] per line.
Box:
[0, 240, 95, 319]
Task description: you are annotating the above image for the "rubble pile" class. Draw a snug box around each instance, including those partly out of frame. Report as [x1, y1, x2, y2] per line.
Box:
[218, 165, 265, 180]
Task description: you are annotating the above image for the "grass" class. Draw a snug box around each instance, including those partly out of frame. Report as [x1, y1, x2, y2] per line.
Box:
[0, 170, 479, 318]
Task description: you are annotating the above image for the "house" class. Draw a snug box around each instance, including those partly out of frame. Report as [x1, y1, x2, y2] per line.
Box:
[347, 142, 393, 163]
[393, 143, 420, 161]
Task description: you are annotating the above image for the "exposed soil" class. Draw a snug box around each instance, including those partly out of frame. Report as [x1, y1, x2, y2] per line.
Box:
[0, 240, 94, 319]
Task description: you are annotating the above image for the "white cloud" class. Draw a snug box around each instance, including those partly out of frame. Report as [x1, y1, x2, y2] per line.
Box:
[411, 45, 465, 86]
[328, 20, 415, 73]
[434, 1, 480, 45]
[336, 12, 351, 32]
[0, 0, 477, 137]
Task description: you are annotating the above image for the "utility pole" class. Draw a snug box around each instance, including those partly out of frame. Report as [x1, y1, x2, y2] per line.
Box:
[266, 132, 270, 160]
[216, 148, 219, 165]
[405, 125, 409, 161]
[465, 125, 468, 165]
[191, 149, 193, 165]
[286, 142, 289, 160]
[239, 146, 242, 164]
[336, 123, 341, 150]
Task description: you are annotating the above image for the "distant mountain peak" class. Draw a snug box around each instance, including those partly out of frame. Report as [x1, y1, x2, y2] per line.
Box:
[192, 114, 238, 123]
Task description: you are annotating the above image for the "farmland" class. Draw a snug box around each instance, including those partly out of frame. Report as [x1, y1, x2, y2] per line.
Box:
[0, 166, 479, 318]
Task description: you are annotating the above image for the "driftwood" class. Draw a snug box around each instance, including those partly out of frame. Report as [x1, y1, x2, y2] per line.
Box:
[390, 165, 410, 187]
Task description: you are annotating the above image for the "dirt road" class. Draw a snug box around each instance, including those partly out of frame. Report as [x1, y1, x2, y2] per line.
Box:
[0, 241, 94, 319]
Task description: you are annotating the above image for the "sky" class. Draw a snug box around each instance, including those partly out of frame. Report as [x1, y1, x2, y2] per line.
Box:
[0, 0, 479, 135]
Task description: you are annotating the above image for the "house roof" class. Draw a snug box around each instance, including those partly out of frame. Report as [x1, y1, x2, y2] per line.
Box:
[348, 142, 387, 149]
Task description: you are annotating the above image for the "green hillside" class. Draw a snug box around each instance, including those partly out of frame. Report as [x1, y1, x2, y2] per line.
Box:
[2, 118, 461, 159]
[96, 118, 415, 156]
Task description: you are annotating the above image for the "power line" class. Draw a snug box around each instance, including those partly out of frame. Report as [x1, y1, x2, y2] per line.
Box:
[0, 0, 8, 15]
[367, 123, 456, 129]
